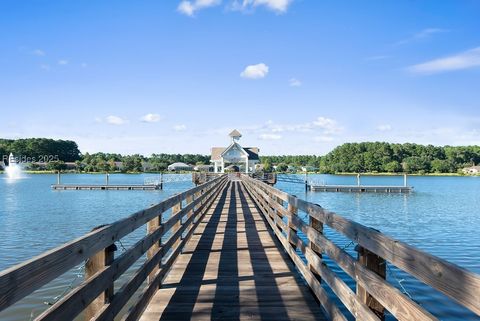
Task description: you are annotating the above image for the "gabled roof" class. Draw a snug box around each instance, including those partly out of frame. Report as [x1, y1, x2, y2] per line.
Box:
[210, 145, 259, 161]
[229, 129, 242, 138]
[244, 147, 259, 160]
[211, 147, 226, 161]
[220, 142, 248, 157]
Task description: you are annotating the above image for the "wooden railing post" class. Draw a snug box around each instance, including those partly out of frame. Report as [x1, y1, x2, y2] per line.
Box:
[309, 216, 323, 282]
[84, 236, 116, 321]
[147, 213, 162, 284]
[356, 246, 386, 320]
[287, 196, 298, 247]
[172, 200, 182, 248]
[186, 194, 194, 228]
[194, 190, 202, 222]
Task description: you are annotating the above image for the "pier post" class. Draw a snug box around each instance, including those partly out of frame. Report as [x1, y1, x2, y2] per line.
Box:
[357, 173, 360, 186]
[356, 246, 386, 320]
[172, 200, 182, 249]
[85, 228, 117, 320]
[404, 173, 407, 187]
[106, 172, 109, 185]
[287, 196, 298, 247]
[57, 171, 60, 184]
[194, 190, 202, 221]
[147, 213, 162, 284]
[185, 194, 194, 231]
[309, 215, 323, 282]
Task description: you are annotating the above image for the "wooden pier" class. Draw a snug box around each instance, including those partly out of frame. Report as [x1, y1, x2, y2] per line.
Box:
[1, 174, 479, 321]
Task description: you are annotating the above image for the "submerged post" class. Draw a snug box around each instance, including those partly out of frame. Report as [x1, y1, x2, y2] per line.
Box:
[356, 246, 386, 320]
[85, 228, 117, 320]
[305, 172, 309, 192]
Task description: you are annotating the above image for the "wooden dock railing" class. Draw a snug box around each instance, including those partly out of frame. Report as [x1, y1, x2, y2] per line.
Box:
[0, 175, 228, 321]
[241, 174, 480, 321]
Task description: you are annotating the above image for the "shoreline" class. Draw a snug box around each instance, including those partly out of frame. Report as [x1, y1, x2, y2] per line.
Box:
[0, 171, 476, 177]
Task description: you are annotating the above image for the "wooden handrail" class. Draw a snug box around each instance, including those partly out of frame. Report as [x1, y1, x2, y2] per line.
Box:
[0, 175, 227, 320]
[241, 174, 480, 320]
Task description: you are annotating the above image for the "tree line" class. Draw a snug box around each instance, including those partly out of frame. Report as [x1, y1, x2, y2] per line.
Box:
[0, 138, 81, 162]
[318, 142, 480, 174]
[1, 138, 479, 174]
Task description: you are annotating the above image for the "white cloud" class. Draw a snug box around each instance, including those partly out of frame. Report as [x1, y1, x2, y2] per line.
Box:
[408, 47, 480, 74]
[240, 63, 269, 79]
[58, 59, 68, 65]
[377, 124, 392, 131]
[81, 62, 88, 68]
[106, 115, 127, 125]
[232, 0, 293, 13]
[289, 78, 301, 87]
[94, 117, 102, 123]
[314, 136, 334, 142]
[395, 28, 448, 46]
[39, 64, 50, 71]
[365, 55, 390, 61]
[259, 133, 282, 140]
[178, 0, 221, 16]
[312, 117, 342, 134]
[32, 49, 46, 56]
[140, 113, 162, 123]
[173, 124, 187, 131]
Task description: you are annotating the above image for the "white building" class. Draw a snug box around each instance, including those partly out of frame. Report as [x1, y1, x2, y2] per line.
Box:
[462, 165, 480, 175]
[168, 162, 193, 171]
[210, 130, 260, 173]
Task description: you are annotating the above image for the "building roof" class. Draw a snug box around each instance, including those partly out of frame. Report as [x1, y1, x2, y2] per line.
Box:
[168, 162, 191, 168]
[210, 146, 259, 161]
[244, 147, 259, 160]
[229, 129, 242, 138]
[211, 147, 226, 161]
[464, 166, 480, 170]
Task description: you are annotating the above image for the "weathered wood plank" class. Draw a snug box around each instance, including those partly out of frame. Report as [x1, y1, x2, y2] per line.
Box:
[241, 180, 341, 321]
[290, 214, 437, 321]
[0, 176, 225, 313]
[139, 181, 327, 321]
[123, 179, 228, 321]
[243, 175, 480, 317]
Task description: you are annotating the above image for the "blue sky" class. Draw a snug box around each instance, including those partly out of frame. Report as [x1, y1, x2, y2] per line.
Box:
[1, 0, 480, 155]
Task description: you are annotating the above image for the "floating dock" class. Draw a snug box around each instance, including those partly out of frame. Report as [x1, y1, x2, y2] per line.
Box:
[51, 184, 161, 190]
[309, 184, 413, 193]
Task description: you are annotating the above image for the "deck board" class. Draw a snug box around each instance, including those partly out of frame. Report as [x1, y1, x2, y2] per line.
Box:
[140, 181, 326, 321]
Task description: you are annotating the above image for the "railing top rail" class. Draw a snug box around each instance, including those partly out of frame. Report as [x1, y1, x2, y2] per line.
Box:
[240, 174, 480, 317]
[0, 174, 226, 313]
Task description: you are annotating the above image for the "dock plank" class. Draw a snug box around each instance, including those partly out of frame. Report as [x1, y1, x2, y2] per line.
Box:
[139, 181, 326, 321]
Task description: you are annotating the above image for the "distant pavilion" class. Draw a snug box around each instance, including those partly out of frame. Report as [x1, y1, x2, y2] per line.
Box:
[210, 130, 259, 173]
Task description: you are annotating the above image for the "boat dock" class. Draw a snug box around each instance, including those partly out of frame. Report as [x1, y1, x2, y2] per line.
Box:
[50, 172, 163, 190]
[1, 174, 479, 321]
[51, 184, 161, 190]
[309, 184, 413, 193]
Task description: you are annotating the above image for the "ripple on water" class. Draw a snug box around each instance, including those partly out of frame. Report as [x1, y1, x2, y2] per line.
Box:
[0, 174, 479, 320]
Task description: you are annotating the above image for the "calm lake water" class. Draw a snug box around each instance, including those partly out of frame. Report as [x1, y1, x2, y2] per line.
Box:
[0, 173, 479, 320]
